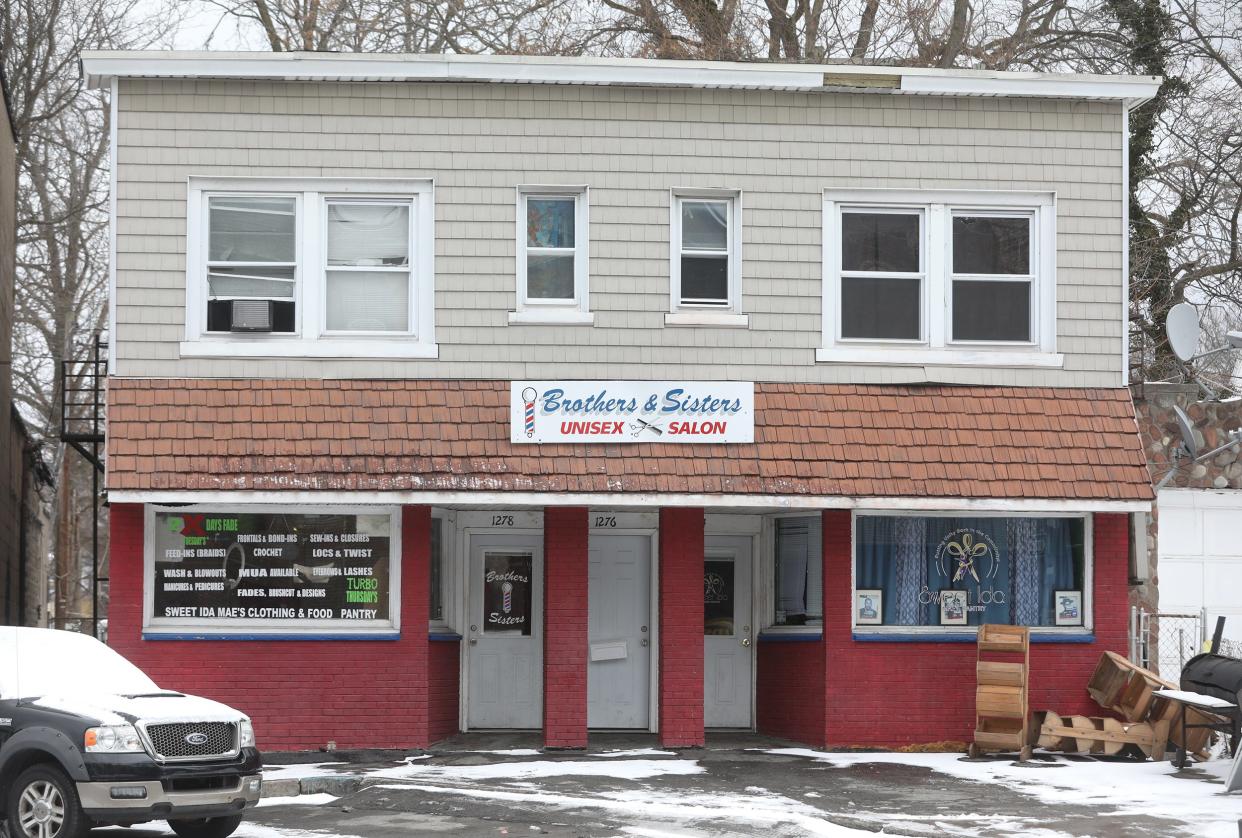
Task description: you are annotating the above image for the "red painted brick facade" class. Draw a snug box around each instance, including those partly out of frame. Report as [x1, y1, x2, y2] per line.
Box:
[659, 507, 705, 747]
[756, 640, 825, 744]
[543, 506, 588, 748]
[817, 510, 1131, 748]
[108, 503, 443, 751]
[429, 639, 461, 742]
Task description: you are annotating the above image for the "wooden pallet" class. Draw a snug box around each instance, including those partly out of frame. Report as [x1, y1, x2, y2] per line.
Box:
[1031, 709, 1170, 759]
[1086, 650, 1216, 757]
[969, 625, 1031, 760]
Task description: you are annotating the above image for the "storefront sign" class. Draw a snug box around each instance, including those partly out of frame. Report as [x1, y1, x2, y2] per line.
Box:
[483, 552, 532, 635]
[148, 510, 396, 633]
[510, 381, 754, 443]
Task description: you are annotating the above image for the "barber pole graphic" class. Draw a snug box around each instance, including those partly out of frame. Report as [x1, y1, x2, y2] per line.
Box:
[521, 387, 537, 438]
[501, 581, 514, 614]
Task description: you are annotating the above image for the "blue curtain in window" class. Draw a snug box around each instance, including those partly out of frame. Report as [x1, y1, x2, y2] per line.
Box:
[855, 516, 1079, 627]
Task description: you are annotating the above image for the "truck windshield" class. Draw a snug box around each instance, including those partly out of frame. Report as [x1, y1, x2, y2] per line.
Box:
[0, 628, 160, 700]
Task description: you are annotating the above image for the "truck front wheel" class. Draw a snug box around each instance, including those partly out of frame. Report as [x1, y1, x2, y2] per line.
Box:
[168, 815, 244, 838]
[6, 764, 91, 838]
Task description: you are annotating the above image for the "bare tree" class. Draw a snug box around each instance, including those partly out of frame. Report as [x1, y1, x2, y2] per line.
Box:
[2, 0, 176, 629]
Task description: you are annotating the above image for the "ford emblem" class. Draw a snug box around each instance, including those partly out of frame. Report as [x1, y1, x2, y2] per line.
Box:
[185, 732, 209, 746]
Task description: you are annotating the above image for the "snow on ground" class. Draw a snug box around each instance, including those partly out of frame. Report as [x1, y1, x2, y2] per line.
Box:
[768, 748, 1242, 838]
[591, 748, 679, 758]
[257, 793, 339, 808]
[260, 762, 349, 781]
[369, 757, 705, 782]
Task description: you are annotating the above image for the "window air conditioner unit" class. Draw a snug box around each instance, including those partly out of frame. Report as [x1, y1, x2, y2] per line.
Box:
[230, 300, 274, 332]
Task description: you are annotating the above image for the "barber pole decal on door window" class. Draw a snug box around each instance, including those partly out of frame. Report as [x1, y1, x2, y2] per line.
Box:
[510, 381, 754, 444]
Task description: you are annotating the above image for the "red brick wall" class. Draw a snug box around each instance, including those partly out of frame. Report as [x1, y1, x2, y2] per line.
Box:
[108, 503, 438, 751]
[756, 640, 825, 745]
[543, 506, 588, 748]
[821, 510, 1131, 747]
[658, 507, 704, 747]
[429, 639, 460, 742]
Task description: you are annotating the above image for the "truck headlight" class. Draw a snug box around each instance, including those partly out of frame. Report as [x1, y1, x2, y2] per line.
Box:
[238, 719, 256, 749]
[85, 725, 145, 753]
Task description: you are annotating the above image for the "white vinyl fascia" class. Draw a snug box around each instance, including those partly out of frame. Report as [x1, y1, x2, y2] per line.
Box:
[80, 51, 1161, 102]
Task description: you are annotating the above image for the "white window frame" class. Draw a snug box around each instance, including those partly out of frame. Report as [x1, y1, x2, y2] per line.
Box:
[183, 177, 436, 359]
[848, 510, 1093, 638]
[321, 196, 417, 337]
[510, 185, 592, 325]
[142, 504, 402, 638]
[669, 189, 744, 322]
[820, 189, 1059, 367]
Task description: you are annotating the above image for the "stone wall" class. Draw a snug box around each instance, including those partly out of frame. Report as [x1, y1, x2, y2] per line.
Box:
[1131, 382, 1242, 614]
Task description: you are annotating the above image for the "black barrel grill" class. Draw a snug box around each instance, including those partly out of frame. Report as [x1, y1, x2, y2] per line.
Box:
[1175, 653, 1242, 764]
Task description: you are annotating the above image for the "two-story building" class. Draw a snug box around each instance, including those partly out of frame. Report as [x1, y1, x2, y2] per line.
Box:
[82, 51, 1159, 752]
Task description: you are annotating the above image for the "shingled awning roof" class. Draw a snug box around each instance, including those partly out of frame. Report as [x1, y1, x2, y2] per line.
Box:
[105, 380, 1153, 502]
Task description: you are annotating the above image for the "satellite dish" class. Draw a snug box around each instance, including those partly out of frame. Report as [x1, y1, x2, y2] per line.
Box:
[1167, 303, 1201, 362]
[1173, 405, 1199, 459]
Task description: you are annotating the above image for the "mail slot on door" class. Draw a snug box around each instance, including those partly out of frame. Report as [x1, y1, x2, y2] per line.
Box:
[590, 640, 628, 662]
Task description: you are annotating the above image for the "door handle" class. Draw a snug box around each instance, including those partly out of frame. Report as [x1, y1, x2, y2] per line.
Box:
[740, 637, 751, 647]
[469, 638, 478, 645]
[640, 639, 649, 647]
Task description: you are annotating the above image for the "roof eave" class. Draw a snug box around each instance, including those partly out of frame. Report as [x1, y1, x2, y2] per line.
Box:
[79, 51, 1162, 102]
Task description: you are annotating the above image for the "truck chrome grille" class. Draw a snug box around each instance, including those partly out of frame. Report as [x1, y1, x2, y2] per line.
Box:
[145, 722, 237, 761]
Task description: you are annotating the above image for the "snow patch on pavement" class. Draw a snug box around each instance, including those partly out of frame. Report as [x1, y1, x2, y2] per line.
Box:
[590, 748, 678, 759]
[768, 748, 1242, 838]
[257, 793, 339, 807]
[261, 762, 349, 781]
[369, 758, 704, 782]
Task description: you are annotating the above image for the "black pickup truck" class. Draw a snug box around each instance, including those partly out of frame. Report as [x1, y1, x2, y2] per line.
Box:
[0, 628, 261, 838]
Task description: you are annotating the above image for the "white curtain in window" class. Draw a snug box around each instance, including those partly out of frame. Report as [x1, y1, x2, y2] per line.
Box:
[682, 201, 728, 251]
[327, 204, 410, 266]
[1011, 518, 1042, 626]
[325, 271, 409, 332]
[893, 517, 926, 625]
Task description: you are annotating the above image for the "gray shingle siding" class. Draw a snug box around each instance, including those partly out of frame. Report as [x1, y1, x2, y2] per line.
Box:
[113, 78, 1125, 386]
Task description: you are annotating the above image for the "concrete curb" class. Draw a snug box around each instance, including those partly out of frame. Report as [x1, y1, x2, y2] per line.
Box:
[261, 775, 364, 800]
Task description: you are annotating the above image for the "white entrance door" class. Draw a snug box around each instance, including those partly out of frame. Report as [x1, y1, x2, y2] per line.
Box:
[704, 535, 753, 728]
[467, 534, 543, 729]
[588, 534, 652, 729]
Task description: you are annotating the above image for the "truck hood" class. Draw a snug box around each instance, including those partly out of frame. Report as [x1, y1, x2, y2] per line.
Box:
[29, 692, 246, 726]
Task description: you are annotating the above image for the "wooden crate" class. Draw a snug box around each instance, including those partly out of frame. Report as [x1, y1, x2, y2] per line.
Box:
[1085, 650, 1215, 757]
[969, 625, 1031, 760]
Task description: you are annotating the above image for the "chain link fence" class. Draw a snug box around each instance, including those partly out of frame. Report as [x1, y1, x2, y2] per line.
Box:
[1131, 608, 1206, 682]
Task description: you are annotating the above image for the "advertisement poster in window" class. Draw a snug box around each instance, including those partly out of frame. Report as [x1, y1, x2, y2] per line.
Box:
[1054, 590, 1083, 626]
[939, 590, 969, 626]
[704, 559, 735, 635]
[149, 510, 394, 634]
[484, 552, 533, 636]
[854, 590, 882, 625]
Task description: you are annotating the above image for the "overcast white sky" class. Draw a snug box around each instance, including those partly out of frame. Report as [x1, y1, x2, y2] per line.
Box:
[162, 1, 252, 50]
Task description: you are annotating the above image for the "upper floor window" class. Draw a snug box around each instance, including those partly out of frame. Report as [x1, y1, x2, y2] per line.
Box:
[671, 190, 741, 313]
[511, 186, 591, 325]
[185, 177, 435, 359]
[822, 190, 1057, 366]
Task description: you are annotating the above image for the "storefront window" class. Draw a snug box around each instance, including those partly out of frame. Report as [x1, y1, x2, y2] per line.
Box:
[146, 508, 398, 637]
[853, 515, 1086, 629]
[773, 516, 823, 626]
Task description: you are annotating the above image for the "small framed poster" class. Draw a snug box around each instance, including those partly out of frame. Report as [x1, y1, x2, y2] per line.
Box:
[1055, 590, 1083, 626]
[854, 590, 882, 625]
[939, 590, 968, 626]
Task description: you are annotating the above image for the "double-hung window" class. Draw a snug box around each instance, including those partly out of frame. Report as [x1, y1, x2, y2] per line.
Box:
[671, 191, 741, 314]
[206, 195, 299, 333]
[512, 186, 590, 324]
[185, 177, 435, 358]
[822, 190, 1056, 365]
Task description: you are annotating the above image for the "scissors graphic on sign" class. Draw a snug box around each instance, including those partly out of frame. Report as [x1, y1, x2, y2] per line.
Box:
[945, 533, 987, 583]
[630, 418, 664, 437]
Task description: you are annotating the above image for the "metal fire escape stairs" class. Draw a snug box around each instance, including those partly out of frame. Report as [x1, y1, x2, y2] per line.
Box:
[58, 334, 107, 636]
